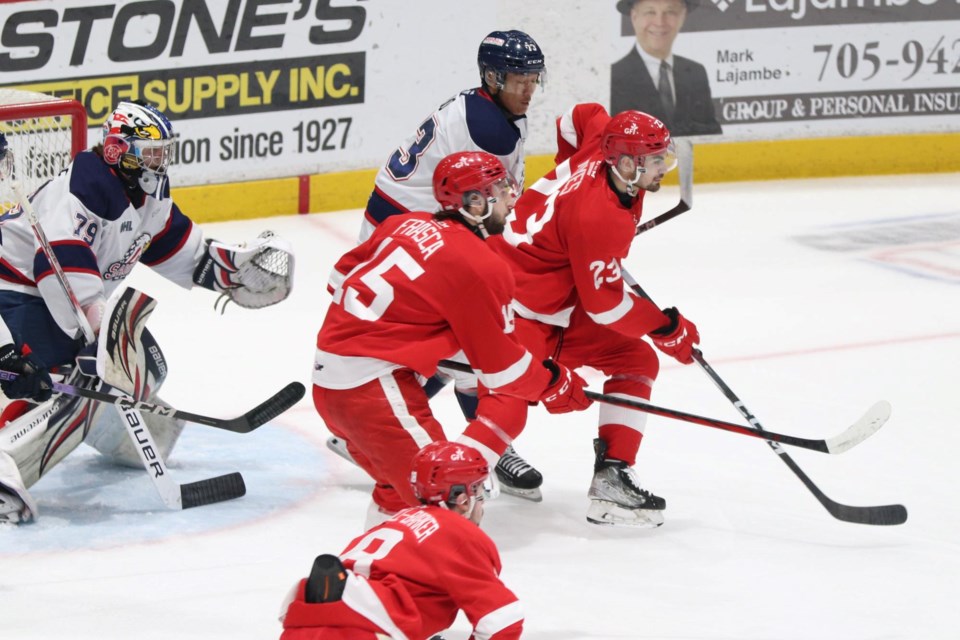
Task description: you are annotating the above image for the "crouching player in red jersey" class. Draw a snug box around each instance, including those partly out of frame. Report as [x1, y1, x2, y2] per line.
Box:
[312, 151, 591, 529]
[461, 104, 700, 529]
[279, 440, 522, 640]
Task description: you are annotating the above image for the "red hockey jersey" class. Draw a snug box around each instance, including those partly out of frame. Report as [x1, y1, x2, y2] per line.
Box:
[279, 505, 523, 640]
[489, 103, 668, 337]
[315, 212, 551, 400]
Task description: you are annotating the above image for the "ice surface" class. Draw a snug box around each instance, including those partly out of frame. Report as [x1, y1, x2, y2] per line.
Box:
[2, 173, 958, 639]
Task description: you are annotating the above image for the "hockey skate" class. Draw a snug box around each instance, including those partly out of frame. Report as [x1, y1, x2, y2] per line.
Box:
[0, 488, 28, 524]
[495, 445, 543, 502]
[325, 436, 358, 465]
[586, 438, 665, 528]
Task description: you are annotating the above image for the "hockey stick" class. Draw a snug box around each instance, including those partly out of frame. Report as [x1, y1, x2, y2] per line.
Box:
[435, 360, 888, 454]
[12, 182, 96, 344]
[634, 138, 693, 237]
[0, 369, 304, 434]
[10, 184, 247, 509]
[620, 268, 907, 526]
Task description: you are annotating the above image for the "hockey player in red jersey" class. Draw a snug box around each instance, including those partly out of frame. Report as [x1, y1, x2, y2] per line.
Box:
[279, 440, 522, 640]
[331, 30, 549, 499]
[312, 151, 591, 528]
[461, 103, 700, 528]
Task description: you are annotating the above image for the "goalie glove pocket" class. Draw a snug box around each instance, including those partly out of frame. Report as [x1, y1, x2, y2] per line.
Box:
[192, 231, 295, 311]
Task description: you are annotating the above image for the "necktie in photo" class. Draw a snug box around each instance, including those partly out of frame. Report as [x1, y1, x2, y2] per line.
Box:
[659, 60, 675, 118]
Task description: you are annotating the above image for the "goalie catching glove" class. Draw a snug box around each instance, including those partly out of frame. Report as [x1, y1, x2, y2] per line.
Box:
[192, 231, 295, 310]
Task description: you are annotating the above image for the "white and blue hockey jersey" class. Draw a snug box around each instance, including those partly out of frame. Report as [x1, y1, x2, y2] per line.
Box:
[0, 151, 204, 340]
[360, 88, 527, 240]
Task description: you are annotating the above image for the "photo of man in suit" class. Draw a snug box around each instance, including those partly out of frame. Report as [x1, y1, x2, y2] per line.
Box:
[611, 0, 722, 136]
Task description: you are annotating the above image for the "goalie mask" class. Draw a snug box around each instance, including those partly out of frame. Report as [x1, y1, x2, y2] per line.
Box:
[102, 101, 174, 195]
[601, 110, 677, 195]
[411, 441, 489, 521]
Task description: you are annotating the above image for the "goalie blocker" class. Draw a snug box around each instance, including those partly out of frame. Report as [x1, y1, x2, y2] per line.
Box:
[192, 231, 295, 311]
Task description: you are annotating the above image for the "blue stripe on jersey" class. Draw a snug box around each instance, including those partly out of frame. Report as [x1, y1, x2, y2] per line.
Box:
[34, 240, 99, 281]
[141, 202, 192, 266]
[69, 151, 132, 222]
[365, 187, 408, 224]
[463, 90, 523, 156]
[0, 257, 34, 286]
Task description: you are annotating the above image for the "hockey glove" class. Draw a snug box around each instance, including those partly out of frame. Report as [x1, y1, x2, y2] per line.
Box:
[193, 231, 295, 311]
[0, 343, 53, 402]
[649, 307, 700, 365]
[539, 359, 592, 414]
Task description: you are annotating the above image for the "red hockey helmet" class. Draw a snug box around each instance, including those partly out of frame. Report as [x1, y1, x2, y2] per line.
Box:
[433, 151, 510, 211]
[410, 441, 490, 505]
[601, 110, 674, 168]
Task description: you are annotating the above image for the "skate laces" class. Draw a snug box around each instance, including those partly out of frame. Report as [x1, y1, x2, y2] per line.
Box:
[498, 446, 533, 476]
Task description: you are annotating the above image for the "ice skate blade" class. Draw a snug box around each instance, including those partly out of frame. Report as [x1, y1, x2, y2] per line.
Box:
[325, 437, 358, 466]
[500, 484, 543, 503]
[586, 499, 664, 528]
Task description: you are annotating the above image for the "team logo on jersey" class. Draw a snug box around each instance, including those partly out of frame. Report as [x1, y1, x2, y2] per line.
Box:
[104, 232, 151, 281]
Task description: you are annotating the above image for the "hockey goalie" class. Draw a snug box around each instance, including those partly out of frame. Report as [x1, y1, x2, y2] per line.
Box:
[0, 101, 295, 524]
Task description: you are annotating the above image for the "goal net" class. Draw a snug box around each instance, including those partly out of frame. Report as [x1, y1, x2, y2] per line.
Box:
[0, 89, 87, 213]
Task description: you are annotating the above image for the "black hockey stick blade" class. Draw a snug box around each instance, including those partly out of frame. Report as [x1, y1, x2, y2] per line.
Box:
[778, 452, 908, 526]
[206, 381, 307, 434]
[180, 472, 246, 509]
[0, 369, 307, 435]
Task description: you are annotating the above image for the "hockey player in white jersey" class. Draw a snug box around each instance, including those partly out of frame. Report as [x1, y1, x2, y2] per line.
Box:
[332, 31, 548, 500]
[359, 30, 545, 242]
[0, 100, 294, 524]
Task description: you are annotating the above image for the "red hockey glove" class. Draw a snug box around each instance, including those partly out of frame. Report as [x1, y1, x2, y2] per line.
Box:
[649, 307, 700, 365]
[539, 360, 592, 414]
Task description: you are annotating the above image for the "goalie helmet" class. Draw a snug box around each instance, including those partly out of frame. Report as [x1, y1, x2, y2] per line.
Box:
[477, 30, 546, 90]
[411, 441, 490, 506]
[433, 151, 510, 212]
[102, 101, 174, 194]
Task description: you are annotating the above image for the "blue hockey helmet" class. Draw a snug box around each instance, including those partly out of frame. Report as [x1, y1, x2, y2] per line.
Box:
[477, 30, 546, 90]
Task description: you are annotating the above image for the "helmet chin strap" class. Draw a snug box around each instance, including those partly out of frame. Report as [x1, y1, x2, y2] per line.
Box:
[138, 170, 160, 195]
[459, 197, 496, 239]
[610, 163, 645, 197]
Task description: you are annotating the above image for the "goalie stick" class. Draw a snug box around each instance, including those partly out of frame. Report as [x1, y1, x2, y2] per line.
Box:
[10, 183, 247, 509]
[435, 360, 889, 454]
[621, 268, 907, 526]
[0, 370, 304, 434]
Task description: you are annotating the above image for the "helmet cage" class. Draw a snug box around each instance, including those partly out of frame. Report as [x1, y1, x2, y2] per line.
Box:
[102, 101, 174, 177]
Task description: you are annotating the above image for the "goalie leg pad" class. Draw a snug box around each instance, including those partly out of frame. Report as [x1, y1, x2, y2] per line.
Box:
[92, 288, 167, 401]
[0, 450, 37, 524]
[0, 367, 106, 488]
[192, 231, 295, 309]
[84, 406, 185, 469]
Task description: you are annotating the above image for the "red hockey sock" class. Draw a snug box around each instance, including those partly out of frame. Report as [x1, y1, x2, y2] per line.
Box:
[598, 424, 643, 466]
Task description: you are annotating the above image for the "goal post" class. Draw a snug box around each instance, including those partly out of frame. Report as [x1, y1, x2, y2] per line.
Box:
[0, 89, 87, 213]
